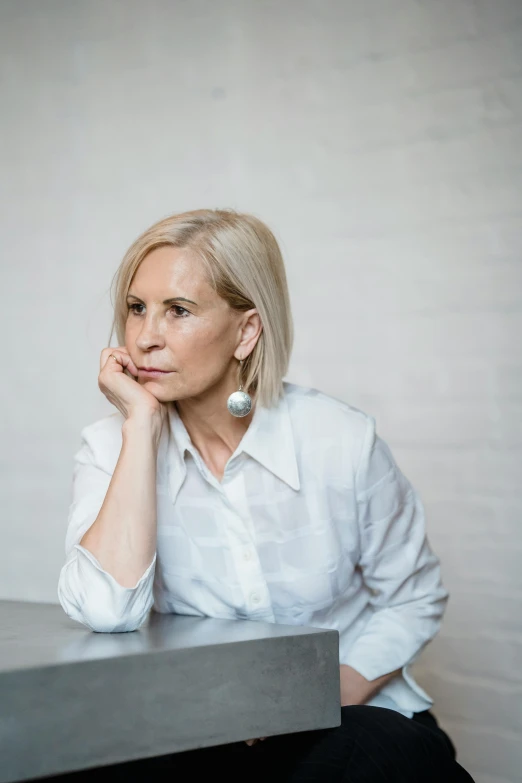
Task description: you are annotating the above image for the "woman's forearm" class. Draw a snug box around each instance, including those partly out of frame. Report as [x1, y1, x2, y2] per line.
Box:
[79, 412, 162, 587]
[339, 664, 402, 707]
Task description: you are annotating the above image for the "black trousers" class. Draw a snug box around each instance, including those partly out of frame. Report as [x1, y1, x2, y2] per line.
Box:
[43, 705, 475, 782]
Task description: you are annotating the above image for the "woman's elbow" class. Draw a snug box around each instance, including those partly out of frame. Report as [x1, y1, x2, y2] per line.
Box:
[82, 606, 150, 633]
[58, 587, 151, 632]
[57, 560, 153, 633]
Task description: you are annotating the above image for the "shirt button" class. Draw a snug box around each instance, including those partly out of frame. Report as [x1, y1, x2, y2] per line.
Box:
[243, 549, 253, 561]
[250, 592, 261, 604]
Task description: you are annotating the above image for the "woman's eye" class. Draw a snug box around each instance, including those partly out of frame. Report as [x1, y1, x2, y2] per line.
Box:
[127, 303, 189, 318]
[171, 305, 189, 317]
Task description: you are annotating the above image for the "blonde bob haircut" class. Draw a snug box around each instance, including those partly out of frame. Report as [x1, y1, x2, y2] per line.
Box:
[108, 208, 294, 409]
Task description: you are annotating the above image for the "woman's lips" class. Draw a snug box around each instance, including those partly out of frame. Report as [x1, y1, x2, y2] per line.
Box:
[138, 369, 173, 378]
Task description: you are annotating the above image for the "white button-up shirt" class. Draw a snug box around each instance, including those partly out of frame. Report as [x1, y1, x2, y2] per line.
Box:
[58, 381, 449, 718]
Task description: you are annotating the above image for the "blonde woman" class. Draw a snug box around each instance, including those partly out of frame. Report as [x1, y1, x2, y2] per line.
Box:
[57, 210, 474, 783]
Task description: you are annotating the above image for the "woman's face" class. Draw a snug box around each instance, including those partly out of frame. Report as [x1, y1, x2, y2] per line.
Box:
[124, 245, 260, 404]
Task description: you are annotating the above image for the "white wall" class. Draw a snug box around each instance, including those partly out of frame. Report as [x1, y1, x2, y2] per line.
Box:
[1, 1, 521, 780]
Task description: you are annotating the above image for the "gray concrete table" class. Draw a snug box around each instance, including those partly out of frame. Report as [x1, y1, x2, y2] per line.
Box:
[0, 600, 341, 782]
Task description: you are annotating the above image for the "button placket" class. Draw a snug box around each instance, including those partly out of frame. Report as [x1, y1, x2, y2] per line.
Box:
[222, 470, 271, 612]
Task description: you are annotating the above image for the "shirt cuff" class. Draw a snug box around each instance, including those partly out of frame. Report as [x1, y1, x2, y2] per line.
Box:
[341, 613, 424, 682]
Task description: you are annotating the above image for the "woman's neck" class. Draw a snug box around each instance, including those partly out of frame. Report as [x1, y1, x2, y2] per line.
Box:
[174, 392, 256, 480]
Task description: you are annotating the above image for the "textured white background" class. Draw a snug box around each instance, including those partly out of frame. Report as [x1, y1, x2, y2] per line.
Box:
[1, 2, 521, 780]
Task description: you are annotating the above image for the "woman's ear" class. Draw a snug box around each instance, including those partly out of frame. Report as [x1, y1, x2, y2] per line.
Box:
[234, 309, 263, 360]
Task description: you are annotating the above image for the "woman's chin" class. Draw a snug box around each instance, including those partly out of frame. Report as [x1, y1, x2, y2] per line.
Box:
[140, 377, 176, 397]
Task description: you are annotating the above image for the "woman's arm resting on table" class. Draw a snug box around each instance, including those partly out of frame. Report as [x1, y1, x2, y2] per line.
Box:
[57, 415, 159, 633]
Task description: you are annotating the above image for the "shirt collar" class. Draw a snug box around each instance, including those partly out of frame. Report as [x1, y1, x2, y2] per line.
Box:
[166, 384, 300, 504]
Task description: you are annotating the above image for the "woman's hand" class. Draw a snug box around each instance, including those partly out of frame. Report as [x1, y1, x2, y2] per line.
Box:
[98, 347, 167, 423]
[340, 664, 402, 706]
[244, 737, 267, 746]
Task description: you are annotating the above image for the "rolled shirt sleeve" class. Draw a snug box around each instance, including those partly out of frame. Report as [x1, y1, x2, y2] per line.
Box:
[343, 416, 449, 682]
[57, 423, 156, 633]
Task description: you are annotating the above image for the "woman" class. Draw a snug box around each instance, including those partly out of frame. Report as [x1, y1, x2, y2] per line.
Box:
[57, 209, 475, 782]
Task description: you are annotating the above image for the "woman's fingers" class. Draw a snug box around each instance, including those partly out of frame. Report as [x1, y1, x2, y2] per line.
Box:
[100, 347, 139, 376]
[244, 737, 267, 746]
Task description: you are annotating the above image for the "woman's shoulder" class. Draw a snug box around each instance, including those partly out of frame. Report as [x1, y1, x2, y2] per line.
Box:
[282, 381, 375, 452]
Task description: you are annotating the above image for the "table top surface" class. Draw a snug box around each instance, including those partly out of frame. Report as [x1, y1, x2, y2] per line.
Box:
[0, 599, 336, 674]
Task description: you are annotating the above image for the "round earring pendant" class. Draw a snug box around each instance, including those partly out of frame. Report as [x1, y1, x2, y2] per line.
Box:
[227, 390, 252, 417]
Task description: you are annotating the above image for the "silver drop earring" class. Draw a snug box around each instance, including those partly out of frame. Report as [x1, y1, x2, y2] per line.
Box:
[227, 359, 252, 417]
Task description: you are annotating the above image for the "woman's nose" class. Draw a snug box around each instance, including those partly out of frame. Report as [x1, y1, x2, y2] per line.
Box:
[135, 316, 165, 349]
